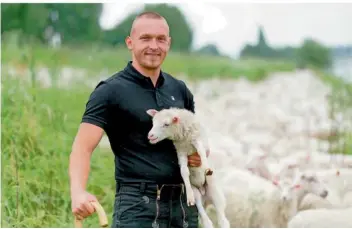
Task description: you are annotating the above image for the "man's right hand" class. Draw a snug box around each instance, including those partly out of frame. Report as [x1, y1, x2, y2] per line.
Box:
[71, 190, 98, 220]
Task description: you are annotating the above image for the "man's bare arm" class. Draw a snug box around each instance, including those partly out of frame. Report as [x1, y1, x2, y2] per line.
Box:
[69, 123, 104, 195]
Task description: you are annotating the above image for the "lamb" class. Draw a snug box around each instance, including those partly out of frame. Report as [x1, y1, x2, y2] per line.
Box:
[287, 207, 352, 228]
[146, 107, 230, 228]
[209, 169, 328, 227]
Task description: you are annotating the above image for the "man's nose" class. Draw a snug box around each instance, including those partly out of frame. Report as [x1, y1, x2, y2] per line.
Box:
[149, 39, 158, 49]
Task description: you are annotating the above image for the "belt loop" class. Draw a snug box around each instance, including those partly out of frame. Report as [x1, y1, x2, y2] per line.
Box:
[140, 182, 146, 193]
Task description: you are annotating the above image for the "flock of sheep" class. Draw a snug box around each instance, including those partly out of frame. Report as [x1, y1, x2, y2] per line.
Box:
[173, 70, 352, 228]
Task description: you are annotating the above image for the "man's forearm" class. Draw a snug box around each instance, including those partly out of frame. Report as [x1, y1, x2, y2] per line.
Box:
[69, 149, 91, 195]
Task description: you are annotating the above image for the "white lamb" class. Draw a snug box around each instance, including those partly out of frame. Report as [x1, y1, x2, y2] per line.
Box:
[209, 169, 329, 227]
[288, 207, 352, 228]
[146, 107, 230, 228]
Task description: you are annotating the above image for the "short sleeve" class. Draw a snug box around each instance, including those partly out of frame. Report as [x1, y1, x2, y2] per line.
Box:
[181, 81, 195, 113]
[81, 81, 111, 130]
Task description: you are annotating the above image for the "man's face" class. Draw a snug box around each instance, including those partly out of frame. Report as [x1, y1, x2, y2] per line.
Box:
[126, 17, 171, 70]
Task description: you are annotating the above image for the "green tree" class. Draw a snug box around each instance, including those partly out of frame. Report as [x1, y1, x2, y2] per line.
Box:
[1, 3, 103, 45]
[45, 3, 103, 44]
[296, 38, 332, 69]
[1, 3, 51, 44]
[195, 43, 221, 56]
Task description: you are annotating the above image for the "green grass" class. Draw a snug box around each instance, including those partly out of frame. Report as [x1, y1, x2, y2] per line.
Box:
[1, 42, 351, 227]
[1, 77, 116, 227]
[1, 41, 296, 81]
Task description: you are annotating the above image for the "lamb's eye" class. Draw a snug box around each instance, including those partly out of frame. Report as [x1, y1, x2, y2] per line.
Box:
[163, 123, 169, 127]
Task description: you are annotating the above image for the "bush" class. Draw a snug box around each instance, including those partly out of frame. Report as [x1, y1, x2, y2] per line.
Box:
[296, 38, 332, 69]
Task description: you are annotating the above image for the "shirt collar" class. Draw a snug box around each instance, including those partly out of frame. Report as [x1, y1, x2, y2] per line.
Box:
[124, 61, 165, 88]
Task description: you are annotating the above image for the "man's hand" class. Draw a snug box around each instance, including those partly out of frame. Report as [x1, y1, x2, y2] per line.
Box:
[71, 190, 98, 220]
[188, 150, 210, 167]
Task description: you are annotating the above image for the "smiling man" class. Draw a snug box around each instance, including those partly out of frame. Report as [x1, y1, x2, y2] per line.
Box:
[69, 11, 204, 228]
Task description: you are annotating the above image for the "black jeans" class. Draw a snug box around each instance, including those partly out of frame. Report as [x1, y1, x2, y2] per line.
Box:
[111, 182, 199, 228]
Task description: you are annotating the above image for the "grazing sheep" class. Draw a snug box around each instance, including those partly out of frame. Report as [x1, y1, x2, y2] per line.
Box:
[288, 207, 352, 228]
[209, 169, 328, 227]
[299, 168, 352, 210]
[146, 107, 230, 228]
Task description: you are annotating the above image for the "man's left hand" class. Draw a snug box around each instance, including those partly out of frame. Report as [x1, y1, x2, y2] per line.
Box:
[188, 150, 210, 167]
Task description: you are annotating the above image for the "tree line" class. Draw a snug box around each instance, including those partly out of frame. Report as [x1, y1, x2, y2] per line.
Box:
[239, 26, 332, 69]
[2, 3, 332, 69]
[1, 3, 194, 51]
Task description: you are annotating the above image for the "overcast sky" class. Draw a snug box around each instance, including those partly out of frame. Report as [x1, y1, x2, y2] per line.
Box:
[99, 1, 352, 57]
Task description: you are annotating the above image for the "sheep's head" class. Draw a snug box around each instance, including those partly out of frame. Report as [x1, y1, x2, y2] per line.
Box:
[292, 171, 329, 199]
[272, 179, 300, 202]
[146, 109, 180, 144]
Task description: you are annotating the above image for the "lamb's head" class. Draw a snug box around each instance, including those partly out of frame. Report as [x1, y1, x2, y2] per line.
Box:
[146, 108, 180, 144]
[272, 178, 300, 202]
[291, 170, 329, 200]
[245, 153, 271, 181]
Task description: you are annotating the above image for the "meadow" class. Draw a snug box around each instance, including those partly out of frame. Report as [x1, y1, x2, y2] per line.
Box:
[1, 41, 351, 227]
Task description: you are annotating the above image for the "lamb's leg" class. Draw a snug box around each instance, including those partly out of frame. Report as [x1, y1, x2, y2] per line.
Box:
[178, 154, 195, 206]
[193, 139, 213, 175]
[192, 186, 214, 228]
[206, 177, 230, 228]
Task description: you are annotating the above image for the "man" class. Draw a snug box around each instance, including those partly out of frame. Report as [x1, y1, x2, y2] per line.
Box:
[69, 11, 206, 228]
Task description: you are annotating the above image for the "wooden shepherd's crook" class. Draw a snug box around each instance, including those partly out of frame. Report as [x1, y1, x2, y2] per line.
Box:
[74, 201, 108, 228]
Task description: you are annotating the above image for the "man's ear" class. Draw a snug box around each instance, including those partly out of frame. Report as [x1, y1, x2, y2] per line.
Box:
[125, 36, 133, 50]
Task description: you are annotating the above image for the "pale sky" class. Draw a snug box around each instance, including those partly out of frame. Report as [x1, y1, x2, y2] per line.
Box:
[99, 1, 352, 57]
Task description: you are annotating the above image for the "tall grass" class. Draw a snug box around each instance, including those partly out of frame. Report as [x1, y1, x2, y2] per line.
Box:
[1, 77, 116, 227]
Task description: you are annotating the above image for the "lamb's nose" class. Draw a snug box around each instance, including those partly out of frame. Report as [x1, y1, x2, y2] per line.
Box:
[148, 133, 154, 139]
[320, 190, 328, 198]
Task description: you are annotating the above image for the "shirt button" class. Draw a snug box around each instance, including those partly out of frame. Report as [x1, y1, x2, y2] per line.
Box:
[156, 92, 164, 107]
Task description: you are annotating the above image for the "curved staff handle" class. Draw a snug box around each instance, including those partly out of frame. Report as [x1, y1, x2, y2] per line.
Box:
[74, 201, 108, 228]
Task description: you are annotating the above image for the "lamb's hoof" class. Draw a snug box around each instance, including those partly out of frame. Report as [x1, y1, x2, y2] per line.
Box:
[203, 219, 214, 228]
[205, 168, 213, 176]
[187, 200, 195, 206]
[219, 218, 230, 228]
[187, 197, 195, 206]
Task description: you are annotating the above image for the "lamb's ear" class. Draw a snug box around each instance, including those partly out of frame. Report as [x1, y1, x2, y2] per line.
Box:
[146, 109, 158, 117]
[172, 116, 179, 123]
[293, 184, 301, 189]
[272, 180, 279, 186]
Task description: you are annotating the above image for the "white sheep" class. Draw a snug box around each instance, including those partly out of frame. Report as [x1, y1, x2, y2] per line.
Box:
[299, 168, 352, 210]
[146, 107, 230, 228]
[209, 169, 328, 227]
[288, 207, 352, 228]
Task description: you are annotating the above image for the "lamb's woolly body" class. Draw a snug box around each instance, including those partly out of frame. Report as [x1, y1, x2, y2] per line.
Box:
[210, 169, 327, 227]
[224, 172, 298, 227]
[160, 108, 210, 189]
[147, 107, 229, 228]
[288, 207, 352, 228]
[299, 168, 352, 210]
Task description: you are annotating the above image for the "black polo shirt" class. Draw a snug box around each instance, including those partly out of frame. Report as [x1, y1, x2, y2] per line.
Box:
[81, 61, 195, 184]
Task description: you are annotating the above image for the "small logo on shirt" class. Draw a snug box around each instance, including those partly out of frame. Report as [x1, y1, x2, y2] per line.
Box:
[171, 96, 175, 101]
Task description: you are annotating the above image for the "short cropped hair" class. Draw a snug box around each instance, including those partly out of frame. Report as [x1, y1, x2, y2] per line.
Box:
[136, 11, 165, 20]
[130, 11, 168, 35]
